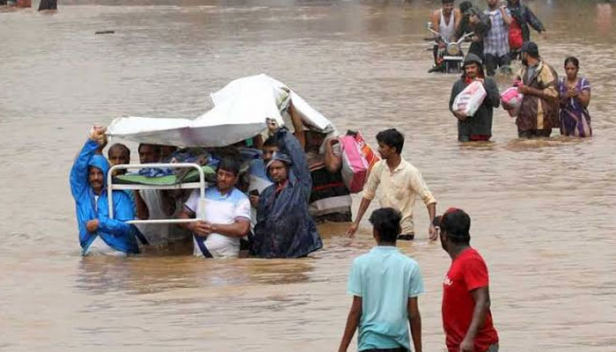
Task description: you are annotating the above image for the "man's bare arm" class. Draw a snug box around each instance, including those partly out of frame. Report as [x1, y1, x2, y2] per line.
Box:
[338, 296, 362, 352]
[460, 287, 491, 351]
[209, 219, 250, 238]
[407, 297, 423, 352]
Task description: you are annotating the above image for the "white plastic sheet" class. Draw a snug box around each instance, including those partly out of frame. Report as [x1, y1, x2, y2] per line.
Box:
[107, 74, 334, 147]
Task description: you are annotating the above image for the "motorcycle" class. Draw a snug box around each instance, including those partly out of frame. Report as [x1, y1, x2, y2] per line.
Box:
[426, 22, 474, 74]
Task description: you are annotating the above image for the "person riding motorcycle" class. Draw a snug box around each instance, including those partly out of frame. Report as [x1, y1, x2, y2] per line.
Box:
[429, 0, 462, 73]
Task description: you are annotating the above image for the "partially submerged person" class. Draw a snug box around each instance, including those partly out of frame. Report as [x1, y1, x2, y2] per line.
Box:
[429, 0, 462, 73]
[247, 136, 275, 228]
[449, 54, 500, 142]
[483, 0, 513, 76]
[435, 208, 499, 352]
[134, 142, 177, 246]
[138, 143, 161, 164]
[251, 128, 323, 258]
[338, 208, 424, 352]
[159, 145, 178, 161]
[261, 135, 279, 165]
[70, 126, 139, 256]
[347, 129, 437, 241]
[515, 41, 559, 138]
[559, 56, 592, 137]
[297, 126, 352, 223]
[455, 1, 491, 60]
[506, 0, 546, 58]
[107, 143, 131, 176]
[178, 159, 251, 258]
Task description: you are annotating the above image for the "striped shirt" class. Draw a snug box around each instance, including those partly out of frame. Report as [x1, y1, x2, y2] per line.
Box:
[484, 8, 510, 57]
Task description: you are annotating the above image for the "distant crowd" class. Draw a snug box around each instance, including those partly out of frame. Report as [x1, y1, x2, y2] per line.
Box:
[433, 0, 592, 141]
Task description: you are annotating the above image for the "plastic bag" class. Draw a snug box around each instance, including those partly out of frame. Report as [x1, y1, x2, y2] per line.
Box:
[501, 87, 523, 117]
[353, 131, 380, 173]
[339, 131, 380, 193]
[453, 81, 487, 117]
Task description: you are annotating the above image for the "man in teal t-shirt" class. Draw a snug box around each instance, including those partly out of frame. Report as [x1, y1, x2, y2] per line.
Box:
[338, 208, 424, 352]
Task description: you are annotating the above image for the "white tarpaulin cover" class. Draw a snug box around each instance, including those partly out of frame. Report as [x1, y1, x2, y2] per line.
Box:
[107, 74, 334, 147]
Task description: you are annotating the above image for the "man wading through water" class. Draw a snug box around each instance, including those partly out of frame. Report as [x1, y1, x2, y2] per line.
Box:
[515, 41, 559, 138]
[339, 208, 424, 352]
[435, 208, 499, 352]
[429, 0, 462, 73]
[450, 54, 500, 142]
[346, 129, 437, 241]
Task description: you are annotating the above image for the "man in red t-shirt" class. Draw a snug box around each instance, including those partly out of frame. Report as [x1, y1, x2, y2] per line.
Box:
[434, 208, 499, 352]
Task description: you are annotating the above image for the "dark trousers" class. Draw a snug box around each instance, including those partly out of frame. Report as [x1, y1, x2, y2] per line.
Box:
[468, 41, 484, 61]
[397, 233, 415, 241]
[518, 128, 552, 139]
[485, 53, 511, 76]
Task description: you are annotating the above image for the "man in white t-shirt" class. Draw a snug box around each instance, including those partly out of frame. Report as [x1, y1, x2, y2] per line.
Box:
[178, 158, 251, 259]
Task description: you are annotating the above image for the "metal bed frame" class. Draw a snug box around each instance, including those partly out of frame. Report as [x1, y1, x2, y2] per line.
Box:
[106, 163, 207, 225]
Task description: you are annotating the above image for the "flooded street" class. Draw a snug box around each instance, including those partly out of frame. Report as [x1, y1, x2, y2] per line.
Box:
[1, 1, 615, 350]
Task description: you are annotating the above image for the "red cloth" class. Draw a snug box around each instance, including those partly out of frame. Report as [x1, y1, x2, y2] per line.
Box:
[442, 248, 498, 352]
[469, 135, 491, 141]
[509, 19, 523, 49]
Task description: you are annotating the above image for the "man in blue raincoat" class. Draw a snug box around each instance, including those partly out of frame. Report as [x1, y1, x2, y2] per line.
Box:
[69, 126, 139, 256]
[251, 128, 322, 258]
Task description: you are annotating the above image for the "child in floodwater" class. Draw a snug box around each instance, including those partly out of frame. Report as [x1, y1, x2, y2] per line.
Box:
[338, 208, 424, 352]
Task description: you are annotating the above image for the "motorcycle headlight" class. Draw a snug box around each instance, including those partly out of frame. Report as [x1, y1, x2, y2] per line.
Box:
[447, 43, 460, 56]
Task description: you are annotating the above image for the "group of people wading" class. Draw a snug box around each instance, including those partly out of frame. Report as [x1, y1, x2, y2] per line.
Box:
[70, 119, 438, 260]
[71, 120, 494, 352]
[71, 106, 334, 259]
[433, 0, 592, 141]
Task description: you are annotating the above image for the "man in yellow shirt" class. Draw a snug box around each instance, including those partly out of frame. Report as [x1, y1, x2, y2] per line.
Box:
[347, 129, 437, 241]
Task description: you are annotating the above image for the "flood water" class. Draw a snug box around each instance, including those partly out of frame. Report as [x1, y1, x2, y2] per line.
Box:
[1, 0, 615, 351]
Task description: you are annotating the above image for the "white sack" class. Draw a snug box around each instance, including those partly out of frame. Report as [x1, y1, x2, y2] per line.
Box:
[453, 81, 487, 117]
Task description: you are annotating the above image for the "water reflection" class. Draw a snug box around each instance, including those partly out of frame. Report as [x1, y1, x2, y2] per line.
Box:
[76, 255, 316, 295]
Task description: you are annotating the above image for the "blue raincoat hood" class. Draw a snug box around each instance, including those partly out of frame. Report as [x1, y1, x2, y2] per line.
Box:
[88, 154, 110, 186]
[266, 151, 292, 170]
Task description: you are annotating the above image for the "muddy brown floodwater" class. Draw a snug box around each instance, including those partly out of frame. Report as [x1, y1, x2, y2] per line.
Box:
[1, 1, 615, 351]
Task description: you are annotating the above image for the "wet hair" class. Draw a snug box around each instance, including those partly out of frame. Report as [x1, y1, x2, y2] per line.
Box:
[459, 1, 473, 13]
[217, 158, 241, 177]
[138, 143, 161, 154]
[438, 208, 471, 245]
[369, 208, 402, 243]
[107, 143, 130, 159]
[442, 0, 454, 4]
[262, 135, 278, 148]
[564, 56, 579, 68]
[376, 128, 405, 154]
